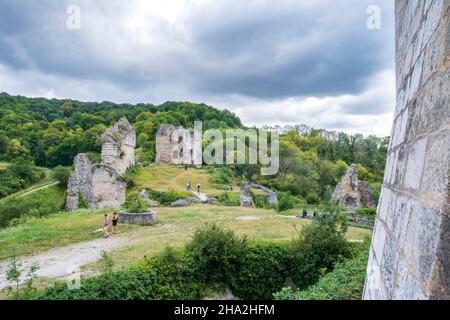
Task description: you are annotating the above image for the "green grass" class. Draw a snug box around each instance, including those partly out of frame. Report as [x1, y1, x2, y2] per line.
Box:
[131, 164, 239, 196]
[84, 205, 372, 272]
[0, 208, 141, 260]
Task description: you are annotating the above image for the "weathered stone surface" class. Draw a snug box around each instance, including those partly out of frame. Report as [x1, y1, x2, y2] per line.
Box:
[155, 124, 202, 166]
[364, 0, 450, 300]
[66, 154, 96, 210]
[171, 199, 190, 207]
[119, 211, 157, 226]
[139, 189, 158, 207]
[332, 164, 376, 211]
[239, 183, 278, 207]
[66, 118, 136, 210]
[101, 117, 136, 176]
[92, 165, 127, 208]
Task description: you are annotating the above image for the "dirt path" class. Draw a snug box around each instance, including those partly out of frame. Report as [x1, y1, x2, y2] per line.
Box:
[0, 234, 129, 290]
[19, 181, 59, 197]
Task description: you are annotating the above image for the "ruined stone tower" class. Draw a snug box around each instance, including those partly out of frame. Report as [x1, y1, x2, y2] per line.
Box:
[155, 124, 202, 166]
[66, 117, 136, 210]
[332, 164, 376, 212]
[364, 1, 449, 299]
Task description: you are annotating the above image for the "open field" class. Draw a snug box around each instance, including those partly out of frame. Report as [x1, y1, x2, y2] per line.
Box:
[0, 205, 371, 264]
[131, 164, 238, 196]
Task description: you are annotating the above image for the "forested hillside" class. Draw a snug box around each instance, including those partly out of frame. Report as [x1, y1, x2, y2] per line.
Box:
[0, 92, 388, 207]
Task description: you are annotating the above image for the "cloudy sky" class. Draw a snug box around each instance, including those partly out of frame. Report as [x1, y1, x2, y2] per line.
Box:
[0, 0, 395, 136]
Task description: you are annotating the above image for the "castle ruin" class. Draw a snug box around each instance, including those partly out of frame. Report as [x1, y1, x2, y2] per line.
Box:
[155, 124, 202, 166]
[66, 117, 136, 210]
[332, 164, 376, 212]
[364, 0, 449, 299]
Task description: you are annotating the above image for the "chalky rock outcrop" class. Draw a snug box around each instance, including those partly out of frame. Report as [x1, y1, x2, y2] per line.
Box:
[66, 118, 136, 210]
[240, 183, 278, 207]
[332, 164, 376, 211]
[364, 1, 450, 300]
[155, 124, 202, 166]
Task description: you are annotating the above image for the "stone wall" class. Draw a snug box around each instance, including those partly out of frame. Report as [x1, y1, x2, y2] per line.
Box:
[364, 0, 450, 300]
[240, 183, 278, 207]
[332, 164, 376, 212]
[155, 124, 202, 166]
[66, 117, 136, 210]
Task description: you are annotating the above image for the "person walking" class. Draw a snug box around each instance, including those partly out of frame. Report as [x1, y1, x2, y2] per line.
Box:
[103, 214, 110, 238]
[112, 212, 119, 234]
[197, 183, 201, 193]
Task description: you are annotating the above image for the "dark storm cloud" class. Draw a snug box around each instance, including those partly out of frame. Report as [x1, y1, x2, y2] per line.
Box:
[0, 0, 394, 99]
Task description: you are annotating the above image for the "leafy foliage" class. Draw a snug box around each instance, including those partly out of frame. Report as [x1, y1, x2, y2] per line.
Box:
[274, 240, 370, 300]
[290, 215, 351, 289]
[186, 224, 248, 285]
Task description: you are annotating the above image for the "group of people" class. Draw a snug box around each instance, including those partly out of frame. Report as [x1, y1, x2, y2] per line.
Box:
[102, 212, 119, 238]
[186, 182, 201, 193]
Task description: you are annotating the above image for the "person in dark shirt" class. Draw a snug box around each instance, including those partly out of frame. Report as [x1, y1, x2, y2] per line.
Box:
[112, 212, 119, 234]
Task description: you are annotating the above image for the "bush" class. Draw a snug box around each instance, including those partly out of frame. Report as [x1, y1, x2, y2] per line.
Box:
[276, 192, 296, 212]
[40, 248, 202, 300]
[230, 243, 294, 300]
[274, 240, 370, 300]
[290, 215, 351, 289]
[354, 208, 377, 220]
[306, 192, 320, 205]
[186, 224, 247, 285]
[52, 166, 72, 188]
[0, 159, 45, 198]
[142, 188, 189, 206]
[125, 195, 150, 213]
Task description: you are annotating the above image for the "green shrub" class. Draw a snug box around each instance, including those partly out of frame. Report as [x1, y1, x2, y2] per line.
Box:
[217, 192, 240, 206]
[186, 224, 247, 285]
[274, 240, 370, 300]
[125, 195, 150, 213]
[306, 192, 320, 205]
[354, 208, 377, 220]
[230, 243, 294, 300]
[52, 166, 72, 188]
[276, 192, 296, 212]
[142, 188, 189, 206]
[290, 215, 351, 289]
[40, 247, 202, 300]
[0, 159, 45, 198]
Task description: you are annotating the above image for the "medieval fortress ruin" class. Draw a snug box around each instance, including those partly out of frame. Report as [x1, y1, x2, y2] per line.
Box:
[66, 117, 136, 210]
[364, 0, 449, 299]
[155, 124, 202, 166]
[332, 164, 376, 212]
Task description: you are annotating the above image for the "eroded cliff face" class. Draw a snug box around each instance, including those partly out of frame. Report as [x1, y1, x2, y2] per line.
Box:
[332, 164, 376, 212]
[66, 118, 136, 210]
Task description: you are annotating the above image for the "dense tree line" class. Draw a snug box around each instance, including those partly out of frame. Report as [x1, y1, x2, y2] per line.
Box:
[0, 92, 243, 167]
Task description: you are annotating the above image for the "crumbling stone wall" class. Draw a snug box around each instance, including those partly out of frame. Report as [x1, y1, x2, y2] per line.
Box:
[332, 164, 376, 212]
[66, 118, 136, 210]
[240, 183, 278, 207]
[364, 0, 450, 300]
[155, 124, 202, 165]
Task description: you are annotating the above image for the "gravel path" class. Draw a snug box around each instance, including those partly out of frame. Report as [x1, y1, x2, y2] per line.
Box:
[0, 234, 129, 290]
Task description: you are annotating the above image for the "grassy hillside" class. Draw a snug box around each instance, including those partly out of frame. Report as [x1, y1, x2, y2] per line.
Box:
[130, 164, 238, 196]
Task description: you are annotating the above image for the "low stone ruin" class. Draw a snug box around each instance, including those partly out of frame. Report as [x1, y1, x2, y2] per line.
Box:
[332, 164, 376, 212]
[119, 211, 157, 226]
[155, 124, 202, 166]
[240, 183, 278, 207]
[66, 118, 136, 210]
